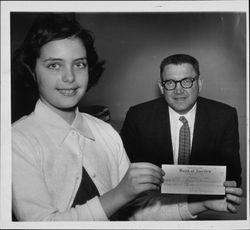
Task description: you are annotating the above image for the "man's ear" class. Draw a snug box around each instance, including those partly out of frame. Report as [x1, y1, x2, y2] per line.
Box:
[158, 80, 164, 95]
[198, 77, 203, 93]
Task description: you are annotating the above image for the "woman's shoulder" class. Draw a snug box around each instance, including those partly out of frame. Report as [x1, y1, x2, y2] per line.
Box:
[80, 112, 112, 129]
[12, 112, 39, 136]
[12, 113, 30, 128]
[79, 112, 120, 140]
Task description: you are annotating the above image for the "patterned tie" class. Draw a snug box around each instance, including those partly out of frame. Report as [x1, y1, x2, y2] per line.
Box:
[178, 116, 190, 164]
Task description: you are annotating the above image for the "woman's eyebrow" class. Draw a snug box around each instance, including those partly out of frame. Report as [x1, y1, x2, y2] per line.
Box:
[42, 57, 63, 62]
[42, 57, 87, 62]
[74, 57, 87, 61]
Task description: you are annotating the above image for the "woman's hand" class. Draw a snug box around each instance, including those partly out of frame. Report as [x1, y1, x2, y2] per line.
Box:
[99, 162, 164, 218]
[116, 162, 165, 202]
[203, 181, 242, 213]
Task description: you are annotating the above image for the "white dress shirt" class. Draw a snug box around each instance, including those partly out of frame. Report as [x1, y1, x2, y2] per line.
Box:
[12, 100, 194, 221]
[169, 104, 197, 164]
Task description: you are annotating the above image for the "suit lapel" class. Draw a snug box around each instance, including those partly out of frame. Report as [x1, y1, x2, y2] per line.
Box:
[152, 99, 174, 164]
[191, 98, 208, 162]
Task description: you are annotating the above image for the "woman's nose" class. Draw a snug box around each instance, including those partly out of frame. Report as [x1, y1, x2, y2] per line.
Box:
[62, 67, 75, 83]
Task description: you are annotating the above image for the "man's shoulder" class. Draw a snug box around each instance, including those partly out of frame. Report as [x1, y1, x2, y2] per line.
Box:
[198, 97, 236, 113]
[129, 97, 166, 112]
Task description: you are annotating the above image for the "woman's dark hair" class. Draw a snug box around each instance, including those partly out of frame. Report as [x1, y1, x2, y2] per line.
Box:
[12, 12, 105, 91]
[11, 13, 105, 122]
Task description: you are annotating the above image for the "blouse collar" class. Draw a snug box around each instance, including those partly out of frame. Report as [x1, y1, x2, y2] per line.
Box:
[34, 99, 95, 146]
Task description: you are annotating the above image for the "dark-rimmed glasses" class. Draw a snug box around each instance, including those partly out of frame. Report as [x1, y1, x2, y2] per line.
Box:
[161, 76, 199, 91]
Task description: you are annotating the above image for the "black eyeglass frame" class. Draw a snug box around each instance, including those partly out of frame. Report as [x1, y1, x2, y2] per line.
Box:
[161, 76, 199, 91]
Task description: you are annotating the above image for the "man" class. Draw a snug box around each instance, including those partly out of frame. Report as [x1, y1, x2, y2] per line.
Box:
[120, 54, 242, 187]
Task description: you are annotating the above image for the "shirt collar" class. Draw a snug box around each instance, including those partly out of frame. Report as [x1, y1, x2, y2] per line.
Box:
[34, 100, 95, 145]
[168, 103, 197, 127]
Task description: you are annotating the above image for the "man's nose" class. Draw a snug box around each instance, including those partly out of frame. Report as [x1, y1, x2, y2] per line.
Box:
[174, 82, 184, 94]
[62, 67, 75, 83]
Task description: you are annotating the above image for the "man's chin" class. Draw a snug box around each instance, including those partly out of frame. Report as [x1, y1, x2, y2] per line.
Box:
[172, 105, 190, 115]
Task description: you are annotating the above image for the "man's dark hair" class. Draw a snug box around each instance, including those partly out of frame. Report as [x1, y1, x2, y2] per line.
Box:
[160, 54, 200, 79]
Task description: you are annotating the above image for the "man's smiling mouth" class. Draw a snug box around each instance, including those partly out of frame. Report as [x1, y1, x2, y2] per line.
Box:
[174, 97, 187, 101]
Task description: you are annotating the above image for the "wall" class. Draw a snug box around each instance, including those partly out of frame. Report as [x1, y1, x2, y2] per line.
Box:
[78, 13, 246, 120]
[77, 13, 247, 198]
[11, 12, 247, 199]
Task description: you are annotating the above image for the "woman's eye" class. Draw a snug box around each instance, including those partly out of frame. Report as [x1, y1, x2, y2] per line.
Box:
[75, 62, 87, 69]
[47, 63, 60, 70]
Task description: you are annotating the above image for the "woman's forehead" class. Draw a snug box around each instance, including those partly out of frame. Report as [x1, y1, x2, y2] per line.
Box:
[39, 37, 86, 60]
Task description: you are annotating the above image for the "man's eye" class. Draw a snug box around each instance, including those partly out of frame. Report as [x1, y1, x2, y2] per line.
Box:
[166, 80, 175, 86]
[182, 78, 192, 84]
[48, 63, 60, 70]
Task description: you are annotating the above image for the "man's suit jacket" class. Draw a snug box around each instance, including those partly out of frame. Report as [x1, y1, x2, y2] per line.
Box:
[120, 96, 242, 186]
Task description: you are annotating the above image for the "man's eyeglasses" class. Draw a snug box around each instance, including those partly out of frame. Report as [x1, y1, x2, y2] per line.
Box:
[161, 76, 199, 91]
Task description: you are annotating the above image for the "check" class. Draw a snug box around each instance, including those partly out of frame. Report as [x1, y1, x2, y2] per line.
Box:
[161, 165, 226, 195]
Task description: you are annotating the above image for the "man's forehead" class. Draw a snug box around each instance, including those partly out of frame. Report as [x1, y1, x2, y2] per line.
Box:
[163, 63, 196, 77]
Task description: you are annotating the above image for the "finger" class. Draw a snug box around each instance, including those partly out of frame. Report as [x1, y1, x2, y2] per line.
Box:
[131, 163, 165, 175]
[135, 175, 164, 186]
[225, 187, 243, 196]
[226, 202, 238, 213]
[226, 194, 242, 205]
[224, 181, 237, 187]
[130, 167, 164, 180]
[131, 163, 165, 176]
[137, 183, 161, 193]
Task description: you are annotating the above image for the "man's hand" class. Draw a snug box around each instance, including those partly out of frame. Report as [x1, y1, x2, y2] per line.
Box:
[203, 181, 242, 213]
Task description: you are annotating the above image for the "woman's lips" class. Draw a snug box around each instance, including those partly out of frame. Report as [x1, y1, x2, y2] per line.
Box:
[57, 88, 77, 96]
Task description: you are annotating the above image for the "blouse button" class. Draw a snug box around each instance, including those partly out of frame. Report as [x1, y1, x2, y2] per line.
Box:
[76, 174, 81, 180]
[71, 130, 77, 136]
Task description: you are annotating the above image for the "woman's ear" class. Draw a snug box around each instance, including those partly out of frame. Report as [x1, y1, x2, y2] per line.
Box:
[23, 62, 36, 81]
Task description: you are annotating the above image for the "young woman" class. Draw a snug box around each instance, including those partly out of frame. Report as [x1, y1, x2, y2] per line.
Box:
[12, 13, 242, 221]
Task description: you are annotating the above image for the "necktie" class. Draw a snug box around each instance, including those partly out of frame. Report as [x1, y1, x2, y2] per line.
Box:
[178, 116, 190, 165]
[70, 132, 100, 207]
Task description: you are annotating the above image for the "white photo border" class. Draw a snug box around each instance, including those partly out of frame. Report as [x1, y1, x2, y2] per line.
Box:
[1, 1, 249, 229]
